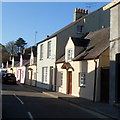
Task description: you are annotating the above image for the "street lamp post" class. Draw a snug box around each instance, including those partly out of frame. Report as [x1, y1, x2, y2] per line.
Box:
[35, 31, 37, 46]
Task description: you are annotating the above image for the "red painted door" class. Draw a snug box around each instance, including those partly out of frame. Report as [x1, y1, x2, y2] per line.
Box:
[67, 71, 72, 94]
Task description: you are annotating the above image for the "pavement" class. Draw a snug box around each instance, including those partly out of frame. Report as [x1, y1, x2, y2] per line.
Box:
[21, 84, 120, 120]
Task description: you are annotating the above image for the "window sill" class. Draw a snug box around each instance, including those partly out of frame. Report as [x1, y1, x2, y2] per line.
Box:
[80, 85, 86, 87]
[77, 32, 83, 34]
[67, 59, 73, 62]
[47, 57, 52, 59]
[60, 85, 63, 88]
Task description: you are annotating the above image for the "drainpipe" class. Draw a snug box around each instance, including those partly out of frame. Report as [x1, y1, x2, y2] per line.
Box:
[93, 59, 98, 102]
[35, 49, 37, 87]
[35, 61, 37, 87]
[54, 66, 57, 91]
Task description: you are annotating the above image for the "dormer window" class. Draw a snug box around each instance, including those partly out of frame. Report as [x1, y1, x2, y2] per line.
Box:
[68, 49, 73, 60]
[77, 25, 83, 33]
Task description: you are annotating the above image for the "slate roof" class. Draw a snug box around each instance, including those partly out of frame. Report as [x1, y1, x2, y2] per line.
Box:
[71, 37, 90, 47]
[23, 59, 30, 66]
[56, 27, 110, 63]
[23, 47, 31, 55]
[22, 54, 31, 60]
[61, 62, 74, 71]
[73, 27, 110, 61]
[56, 55, 65, 63]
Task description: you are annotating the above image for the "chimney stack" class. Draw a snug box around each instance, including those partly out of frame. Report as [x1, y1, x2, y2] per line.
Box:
[74, 8, 88, 21]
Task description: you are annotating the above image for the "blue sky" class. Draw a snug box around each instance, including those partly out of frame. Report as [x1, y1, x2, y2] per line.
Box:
[2, 2, 109, 47]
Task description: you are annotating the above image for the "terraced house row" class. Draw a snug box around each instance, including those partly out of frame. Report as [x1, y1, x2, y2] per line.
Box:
[5, 1, 120, 106]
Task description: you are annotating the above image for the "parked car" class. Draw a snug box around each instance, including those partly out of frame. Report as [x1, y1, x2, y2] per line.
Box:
[2, 73, 17, 84]
[0, 69, 7, 75]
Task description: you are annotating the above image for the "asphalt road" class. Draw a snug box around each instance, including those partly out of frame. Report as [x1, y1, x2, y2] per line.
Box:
[2, 84, 111, 119]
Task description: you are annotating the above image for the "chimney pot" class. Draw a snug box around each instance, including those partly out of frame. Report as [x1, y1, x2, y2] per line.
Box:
[74, 8, 88, 21]
[80, 9, 82, 13]
[46, 35, 49, 38]
[83, 9, 85, 13]
[81, 9, 84, 13]
[85, 9, 88, 14]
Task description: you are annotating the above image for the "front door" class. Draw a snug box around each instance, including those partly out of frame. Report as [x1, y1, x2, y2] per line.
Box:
[50, 66, 54, 91]
[101, 68, 109, 103]
[18, 69, 21, 83]
[30, 70, 33, 86]
[67, 71, 72, 94]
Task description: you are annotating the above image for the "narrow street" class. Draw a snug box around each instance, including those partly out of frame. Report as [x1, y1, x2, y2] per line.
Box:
[1, 84, 112, 119]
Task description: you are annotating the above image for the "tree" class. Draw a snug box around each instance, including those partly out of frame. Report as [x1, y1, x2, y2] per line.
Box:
[5, 41, 18, 56]
[0, 43, 10, 67]
[15, 38, 27, 53]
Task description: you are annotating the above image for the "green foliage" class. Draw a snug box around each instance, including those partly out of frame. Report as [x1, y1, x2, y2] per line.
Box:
[15, 38, 27, 50]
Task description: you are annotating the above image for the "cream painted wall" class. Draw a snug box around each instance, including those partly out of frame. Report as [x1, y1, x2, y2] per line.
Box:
[57, 64, 67, 94]
[56, 59, 101, 101]
[57, 61, 80, 96]
[6, 67, 15, 74]
[56, 35, 100, 100]
[69, 61, 80, 97]
[99, 48, 109, 67]
[27, 65, 36, 86]
[80, 60, 96, 100]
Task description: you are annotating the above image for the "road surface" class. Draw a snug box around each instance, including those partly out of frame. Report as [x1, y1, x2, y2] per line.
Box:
[2, 84, 111, 119]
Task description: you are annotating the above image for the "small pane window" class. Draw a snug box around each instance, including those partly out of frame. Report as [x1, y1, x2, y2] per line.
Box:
[40, 44, 43, 60]
[68, 49, 73, 60]
[60, 72, 63, 86]
[77, 25, 83, 33]
[42, 67, 48, 83]
[47, 41, 51, 58]
[79, 72, 86, 87]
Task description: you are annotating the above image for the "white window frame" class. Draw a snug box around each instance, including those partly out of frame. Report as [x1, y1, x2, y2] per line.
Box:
[47, 41, 51, 58]
[60, 72, 63, 87]
[67, 49, 73, 60]
[42, 67, 48, 83]
[79, 72, 86, 87]
[40, 44, 43, 60]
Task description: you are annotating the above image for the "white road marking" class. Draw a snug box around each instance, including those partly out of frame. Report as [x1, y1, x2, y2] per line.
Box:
[13, 94, 24, 105]
[28, 112, 34, 120]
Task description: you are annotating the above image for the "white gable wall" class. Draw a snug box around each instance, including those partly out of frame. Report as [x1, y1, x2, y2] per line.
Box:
[65, 37, 75, 62]
[37, 37, 57, 89]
